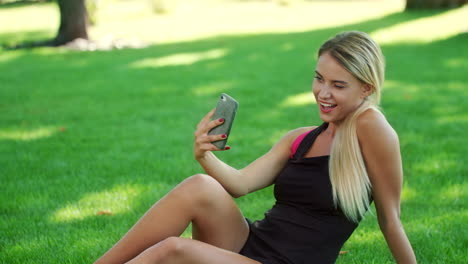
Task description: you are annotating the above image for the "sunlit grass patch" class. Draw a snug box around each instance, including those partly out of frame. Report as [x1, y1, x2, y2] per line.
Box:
[0, 0, 405, 45]
[401, 185, 418, 202]
[279, 91, 316, 108]
[438, 183, 467, 201]
[0, 50, 21, 62]
[0, 2, 57, 34]
[129, 48, 228, 68]
[0, 126, 62, 141]
[371, 5, 468, 44]
[51, 184, 145, 223]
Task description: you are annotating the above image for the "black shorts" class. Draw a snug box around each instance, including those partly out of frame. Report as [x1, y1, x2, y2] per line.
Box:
[238, 219, 281, 264]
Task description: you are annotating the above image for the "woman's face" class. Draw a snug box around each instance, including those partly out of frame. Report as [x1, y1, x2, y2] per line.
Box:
[312, 51, 370, 125]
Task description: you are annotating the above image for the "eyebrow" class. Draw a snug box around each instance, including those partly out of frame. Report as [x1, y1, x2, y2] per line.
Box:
[314, 70, 348, 85]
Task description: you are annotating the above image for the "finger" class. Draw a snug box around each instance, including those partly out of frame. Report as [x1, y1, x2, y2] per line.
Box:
[197, 142, 230, 153]
[207, 133, 227, 143]
[207, 108, 216, 118]
[200, 143, 221, 152]
[210, 143, 231, 152]
[195, 133, 227, 147]
[198, 108, 216, 126]
[205, 117, 225, 133]
[196, 109, 218, 133]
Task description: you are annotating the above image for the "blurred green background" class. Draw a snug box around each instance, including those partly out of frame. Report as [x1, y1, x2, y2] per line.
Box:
[1, 0, 467, 263]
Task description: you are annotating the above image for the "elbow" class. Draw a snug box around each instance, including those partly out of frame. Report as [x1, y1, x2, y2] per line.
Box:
[231, 193, 243, 199]
[378, 216, 403, 234]
[229, 171, 250, 198]
[377, 207, 402, 234]
[230, 187, 249, 198]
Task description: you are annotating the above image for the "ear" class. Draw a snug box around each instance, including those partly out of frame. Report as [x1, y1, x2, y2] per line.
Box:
[361, 84, 373, 99]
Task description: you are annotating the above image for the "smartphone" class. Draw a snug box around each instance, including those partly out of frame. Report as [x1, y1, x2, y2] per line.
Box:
[208, 93, 239, 149]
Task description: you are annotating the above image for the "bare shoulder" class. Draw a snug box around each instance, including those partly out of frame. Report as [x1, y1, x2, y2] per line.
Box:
[284, 126, 317, 142]
[288, 126, 317, 137]
[357, 108, 400, 154]
[273, 126, 317, 150]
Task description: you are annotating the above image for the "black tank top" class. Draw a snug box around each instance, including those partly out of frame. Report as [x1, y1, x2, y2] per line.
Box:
[240, 123, 358, 264]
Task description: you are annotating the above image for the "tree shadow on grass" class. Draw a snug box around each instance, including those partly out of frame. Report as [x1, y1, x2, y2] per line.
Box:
[0, 0, 50, 10]
[1, 8, 467, 263]
[0, 30, 54, 48]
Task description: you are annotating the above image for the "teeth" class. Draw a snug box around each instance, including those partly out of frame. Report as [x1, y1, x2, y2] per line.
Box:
[321, 103, 335, 107]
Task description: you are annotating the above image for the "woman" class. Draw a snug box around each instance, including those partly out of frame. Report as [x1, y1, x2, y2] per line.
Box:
[95, 31, 417, 264]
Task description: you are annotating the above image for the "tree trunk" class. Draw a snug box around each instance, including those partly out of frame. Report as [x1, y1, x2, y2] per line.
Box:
[406, 0, 467, 9]
[52, 0, 88, 46]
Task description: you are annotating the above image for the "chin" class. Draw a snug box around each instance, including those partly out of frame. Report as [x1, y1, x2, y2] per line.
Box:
[318, 113, 344, 125]
[318, 114, 332, 123]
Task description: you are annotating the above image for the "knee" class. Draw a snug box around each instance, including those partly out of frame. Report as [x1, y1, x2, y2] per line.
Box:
[186, 173, 216, 184]
[188, 173, 221, 187]
[125, 237, 185, 264]
[183, 174, 225, 195]
[179, 174, 228, 206]
[158, 236, 186, 261]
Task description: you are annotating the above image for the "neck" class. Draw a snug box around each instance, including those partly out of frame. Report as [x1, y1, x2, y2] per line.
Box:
[324, 122, 338, 137]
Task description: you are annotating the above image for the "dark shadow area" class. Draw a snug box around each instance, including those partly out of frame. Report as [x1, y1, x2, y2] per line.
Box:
[1, 7, 467, 263]
[0, 0, 51, 9]
[0, 30, 54, 48]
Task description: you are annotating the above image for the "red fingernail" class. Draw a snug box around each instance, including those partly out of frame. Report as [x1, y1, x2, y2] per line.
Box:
[225, 146, 231, 150]
[218, 118, 225, 122]
[221, 134, 227, 138]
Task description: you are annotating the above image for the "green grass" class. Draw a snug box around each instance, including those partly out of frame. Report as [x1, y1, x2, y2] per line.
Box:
[1, 1, 467, 263]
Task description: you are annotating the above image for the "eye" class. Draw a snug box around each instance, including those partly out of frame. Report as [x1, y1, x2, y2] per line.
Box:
[332, 81, 346, 89]
[314, 75, 323, 82]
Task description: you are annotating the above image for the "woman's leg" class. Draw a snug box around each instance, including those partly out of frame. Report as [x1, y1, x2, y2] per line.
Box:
[126, 237, 261, 264]
[94, 174, 250, 264]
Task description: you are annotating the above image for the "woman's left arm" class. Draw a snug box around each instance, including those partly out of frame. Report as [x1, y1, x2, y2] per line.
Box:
[357, 109, 417, 264]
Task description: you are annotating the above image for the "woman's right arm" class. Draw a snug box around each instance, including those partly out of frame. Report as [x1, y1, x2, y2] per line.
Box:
[194, 109, 310, 198]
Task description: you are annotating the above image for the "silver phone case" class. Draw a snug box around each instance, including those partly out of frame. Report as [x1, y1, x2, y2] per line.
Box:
[208, 93, 239, 149]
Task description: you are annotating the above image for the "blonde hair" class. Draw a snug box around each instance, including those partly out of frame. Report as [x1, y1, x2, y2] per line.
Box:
[318, 31, 385, 223]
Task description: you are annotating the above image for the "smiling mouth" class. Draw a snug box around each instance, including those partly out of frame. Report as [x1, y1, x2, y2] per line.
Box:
[319, 102, 337, 113]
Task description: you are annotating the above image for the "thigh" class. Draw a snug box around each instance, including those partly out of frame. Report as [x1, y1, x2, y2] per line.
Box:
[135, 237, 262, 264]
[177, 238, 261, 264]
[183, 174, 250, 252]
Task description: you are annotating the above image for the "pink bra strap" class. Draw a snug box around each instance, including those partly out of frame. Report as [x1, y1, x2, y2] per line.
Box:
[290, 130, 313, 158]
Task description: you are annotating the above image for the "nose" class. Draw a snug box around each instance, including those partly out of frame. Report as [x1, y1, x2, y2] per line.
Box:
[317, 83, 331, 99]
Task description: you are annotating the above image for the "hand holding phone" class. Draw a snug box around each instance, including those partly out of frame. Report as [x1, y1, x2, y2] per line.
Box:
[208, 93, 239, 149]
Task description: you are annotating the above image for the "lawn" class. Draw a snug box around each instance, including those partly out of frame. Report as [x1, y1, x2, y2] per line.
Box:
[0, 1, 467, 263]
